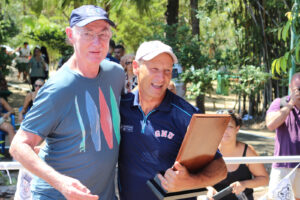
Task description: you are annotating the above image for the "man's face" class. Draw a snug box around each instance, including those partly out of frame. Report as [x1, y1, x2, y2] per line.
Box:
[69, 20, 111, 65]
[114, 48, 124, 60]
[134, 53, 173, 101]
[291, 77, 300, 106]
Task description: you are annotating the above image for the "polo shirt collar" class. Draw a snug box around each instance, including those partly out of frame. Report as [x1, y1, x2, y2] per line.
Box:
[131, 89, 172, 112]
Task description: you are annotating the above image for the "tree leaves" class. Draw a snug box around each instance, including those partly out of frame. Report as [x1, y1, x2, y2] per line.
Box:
[271, 52, 290, 76]
[296, 42, 300, 63]
[282, 20, 291, 42]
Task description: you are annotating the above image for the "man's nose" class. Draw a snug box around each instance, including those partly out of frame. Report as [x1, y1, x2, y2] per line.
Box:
[92, 36, 102, 45]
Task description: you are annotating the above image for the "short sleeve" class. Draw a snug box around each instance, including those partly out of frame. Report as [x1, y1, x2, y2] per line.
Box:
[214, 149, 222, 159]
[20, 85, 66, 139]
[29, 58, 33, 65]
[267, 98, 281, 114]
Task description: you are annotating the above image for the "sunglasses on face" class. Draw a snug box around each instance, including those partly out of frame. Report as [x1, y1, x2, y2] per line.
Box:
[216, 109, 235, 114]
[125, 61, 133, 65]
[35, 84, 43, 88]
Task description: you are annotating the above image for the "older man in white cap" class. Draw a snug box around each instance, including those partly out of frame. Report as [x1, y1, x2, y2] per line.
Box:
[10, 5, 124, 200]
[118, 40, 227, 200]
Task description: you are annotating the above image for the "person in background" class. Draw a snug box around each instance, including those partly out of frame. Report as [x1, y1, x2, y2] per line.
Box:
[0, 97, 15, 144]
[10, 5, 124, 200]
[41, 46, 49, 79]
[206, 111, 269, 200]
[120, 54, 137, 93]
[266, 72, 300, 200]
[114, 44, 125, 62]
[28, 47, 46, 89]
[18, 79, 45, 123]
[168, 80, 176, 94]
[15, 42, 30, 81]
[106, 39, 119, 63]
[118, 40, 227, 200]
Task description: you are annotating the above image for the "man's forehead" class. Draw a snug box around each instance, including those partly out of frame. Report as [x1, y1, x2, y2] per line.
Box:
[148, 53, 174, 63]
[81, 20, 110, 30]
[292, 78, 300, 86]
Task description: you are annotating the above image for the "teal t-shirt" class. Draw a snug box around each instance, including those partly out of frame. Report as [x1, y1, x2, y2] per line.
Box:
[21, 59, 125, 200]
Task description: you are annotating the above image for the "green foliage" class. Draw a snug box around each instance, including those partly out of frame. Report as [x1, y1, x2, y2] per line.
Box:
[109, 1, 166, 52]
[0, 47, 15, 77]
[181, 67, 218, 98]
[272, 2, 300, 77]
[27, 15, 73, 56]
[0, 171, 17, 186]
[0, 13, 18, 44]
[231, 65, 271, 97]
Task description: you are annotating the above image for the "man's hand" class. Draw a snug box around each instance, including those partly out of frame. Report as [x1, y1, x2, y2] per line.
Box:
[57, 175, 99, 200]
[289, 87, 300, 107]
[230, 181, 245, 195]
[157, 162, 192, 192]
[206, 186, 217, 200]
[2, 112, 10, 120]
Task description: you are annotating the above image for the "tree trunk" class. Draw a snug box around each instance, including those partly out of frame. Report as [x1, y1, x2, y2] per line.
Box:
[23, 0, 26, 15]
[190, 0, 199, 36]
[104, 0, 110, 16]
[242, 94, 246, 115]
[248, 93, 256, 116]
[165, 0, 179, 39]
[196, 94, 205, 114]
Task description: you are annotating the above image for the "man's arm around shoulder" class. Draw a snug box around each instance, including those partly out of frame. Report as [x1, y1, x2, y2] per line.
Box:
[10, 129, 99, 200]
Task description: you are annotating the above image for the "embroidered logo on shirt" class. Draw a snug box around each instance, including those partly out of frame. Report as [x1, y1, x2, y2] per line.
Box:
[154, 130, 175, 139]
[121, 125, 134, 132]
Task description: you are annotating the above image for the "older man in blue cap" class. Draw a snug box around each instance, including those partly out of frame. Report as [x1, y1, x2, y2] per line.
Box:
[10, 5, 124, 200]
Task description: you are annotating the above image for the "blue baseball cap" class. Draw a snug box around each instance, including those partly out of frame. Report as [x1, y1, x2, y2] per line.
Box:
[69, 5, 115, 27]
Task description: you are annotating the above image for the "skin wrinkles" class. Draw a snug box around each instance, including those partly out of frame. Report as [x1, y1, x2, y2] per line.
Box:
[133, 53, 173, 113]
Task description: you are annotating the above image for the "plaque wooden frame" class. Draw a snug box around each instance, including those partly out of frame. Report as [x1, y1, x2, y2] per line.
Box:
[147, 114, 231, 200]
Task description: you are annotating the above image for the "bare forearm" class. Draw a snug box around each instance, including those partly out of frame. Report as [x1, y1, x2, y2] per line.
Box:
[10, 141, 63, 191]
[240, 176, 268, 189]
[266, 105, 292, 130]
[192, 158, 227, 188]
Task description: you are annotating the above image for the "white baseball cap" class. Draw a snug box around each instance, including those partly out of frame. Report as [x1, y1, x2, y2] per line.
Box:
[135, 40, 178, 64]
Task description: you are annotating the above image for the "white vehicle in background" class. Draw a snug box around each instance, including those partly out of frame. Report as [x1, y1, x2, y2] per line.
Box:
[172, 63, 186, 98]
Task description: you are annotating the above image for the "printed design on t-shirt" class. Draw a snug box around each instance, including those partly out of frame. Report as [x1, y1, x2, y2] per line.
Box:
[110, 87, 120, 144]
[85, 91, 101, 151]
[154, 130, 175, 139]
[99, 87, 114, 149]
[75, 95, 86, 152]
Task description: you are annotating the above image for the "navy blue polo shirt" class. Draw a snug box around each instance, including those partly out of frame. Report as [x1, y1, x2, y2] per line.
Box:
[118, 89, 222, 200]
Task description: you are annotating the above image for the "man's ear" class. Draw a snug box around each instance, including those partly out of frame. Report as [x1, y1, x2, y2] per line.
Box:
[65, 27, 73, 44]
[132, 60, 139, 76]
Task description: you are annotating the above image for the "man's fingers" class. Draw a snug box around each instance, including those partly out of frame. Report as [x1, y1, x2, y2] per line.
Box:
[73, 181, 91, 194]
[173, 161, 184, 170]
[157, 173, 168, 191]
[164, 168, 176, 180]
[66, 186, 98, 200]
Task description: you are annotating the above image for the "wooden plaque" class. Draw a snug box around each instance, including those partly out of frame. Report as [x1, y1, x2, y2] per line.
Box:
[175, 114, 231, 173]
[147, 114, 231, 199]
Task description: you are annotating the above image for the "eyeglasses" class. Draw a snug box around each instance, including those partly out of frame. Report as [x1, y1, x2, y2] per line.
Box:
[77, 29, 112, 42]
[34, 84, 43, 88]
[125, 61, 133, 65]
[216, 109, 235, 114]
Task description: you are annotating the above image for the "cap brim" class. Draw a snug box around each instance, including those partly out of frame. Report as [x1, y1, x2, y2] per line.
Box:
[142, 50, 178, 64]
[75, 17, 115, 27]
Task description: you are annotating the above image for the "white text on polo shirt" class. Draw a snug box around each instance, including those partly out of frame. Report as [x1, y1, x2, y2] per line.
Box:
[155, 130, 175, 139]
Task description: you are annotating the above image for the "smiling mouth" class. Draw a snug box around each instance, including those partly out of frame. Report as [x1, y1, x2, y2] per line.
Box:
[151, 83, 163, 89]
